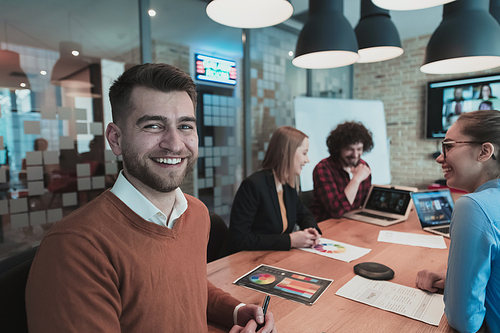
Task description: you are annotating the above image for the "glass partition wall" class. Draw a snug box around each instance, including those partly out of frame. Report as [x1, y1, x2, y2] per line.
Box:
[0, 1, 352, 261]
[0, 0, 141, 259]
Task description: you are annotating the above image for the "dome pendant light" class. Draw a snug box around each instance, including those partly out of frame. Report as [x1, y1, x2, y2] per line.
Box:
[490, 0, 500, 24]
[372, 0, 456, 11]
[0, 49, 30, 90]
[51, 41, 92, 88]
[293, 0, 359, 69]
[355, 0, 403, 63]
[206, 0, 293, 29]
[421, 0, 500, 75]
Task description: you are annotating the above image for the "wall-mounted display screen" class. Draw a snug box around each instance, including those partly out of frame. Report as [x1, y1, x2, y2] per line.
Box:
[426, 74, 500, 139]
[195, 54, 236, 85]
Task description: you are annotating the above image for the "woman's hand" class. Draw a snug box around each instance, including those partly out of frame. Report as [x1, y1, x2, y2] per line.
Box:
[290, 228, 321, 248]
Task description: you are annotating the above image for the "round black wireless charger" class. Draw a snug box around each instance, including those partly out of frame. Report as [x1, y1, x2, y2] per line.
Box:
[353, 262, 394, 280]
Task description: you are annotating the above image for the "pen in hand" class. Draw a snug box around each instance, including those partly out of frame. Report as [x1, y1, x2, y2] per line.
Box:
[256, 295, 270, 331]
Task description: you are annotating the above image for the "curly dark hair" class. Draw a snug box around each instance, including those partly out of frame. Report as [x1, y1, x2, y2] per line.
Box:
[327, 121, 374, 158]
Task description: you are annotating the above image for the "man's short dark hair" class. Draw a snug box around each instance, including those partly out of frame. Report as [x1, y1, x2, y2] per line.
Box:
[109, 63, 197, 126]
[326, 121, 374, 158]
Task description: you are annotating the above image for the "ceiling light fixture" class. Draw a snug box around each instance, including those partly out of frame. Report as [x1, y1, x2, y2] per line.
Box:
[206, 0, 293, 29]
[490, 0, 500, 24]
[0, 49, 31, 90]
[372, 0, 456, 11]
[51, 41, 92, 88]
[293, 0, 359, 69]
[421, 0, 500, 74]
[355, 0, 403, 63]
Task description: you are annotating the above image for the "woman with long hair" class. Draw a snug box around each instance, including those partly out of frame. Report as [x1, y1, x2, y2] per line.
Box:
[228, 126, 321, 253]
[416, 110, 500, 332]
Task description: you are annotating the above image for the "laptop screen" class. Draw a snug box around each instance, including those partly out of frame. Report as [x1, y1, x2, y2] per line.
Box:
[364, 187, 412, 216]
[411, 190, 454, 227]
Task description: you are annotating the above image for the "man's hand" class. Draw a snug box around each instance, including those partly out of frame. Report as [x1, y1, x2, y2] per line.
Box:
[415, 270, 446, 292]
[351, 163, 371, 183]
[290, 228, 321, 248]
[229, 304, 276, 333]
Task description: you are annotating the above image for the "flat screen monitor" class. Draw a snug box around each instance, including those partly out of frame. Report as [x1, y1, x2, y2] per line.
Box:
[426, 73, 500, 139]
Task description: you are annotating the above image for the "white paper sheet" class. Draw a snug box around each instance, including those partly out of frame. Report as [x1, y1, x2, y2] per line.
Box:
[336, 275, 445, 326]
[300, 238, 371, 262]
[378, 230, 447, 249]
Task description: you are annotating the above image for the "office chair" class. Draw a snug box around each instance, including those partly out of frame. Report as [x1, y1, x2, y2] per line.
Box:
[207, 213, 229, 263]
[0, 246, 38, 333]
[299, 190, 313, 211]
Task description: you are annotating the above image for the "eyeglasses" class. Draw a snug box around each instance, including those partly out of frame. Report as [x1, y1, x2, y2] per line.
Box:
[441, 140, 497, 160]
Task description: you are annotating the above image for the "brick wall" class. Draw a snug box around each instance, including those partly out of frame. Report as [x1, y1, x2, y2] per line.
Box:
[353, 34, 497, 189]
[249, 27, 352, 175]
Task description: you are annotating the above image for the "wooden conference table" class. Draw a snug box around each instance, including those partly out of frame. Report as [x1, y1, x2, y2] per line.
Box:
[207, 209, 454, 332]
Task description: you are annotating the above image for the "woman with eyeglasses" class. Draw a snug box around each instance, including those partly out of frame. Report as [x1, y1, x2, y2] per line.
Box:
[416, 110, 500, 333]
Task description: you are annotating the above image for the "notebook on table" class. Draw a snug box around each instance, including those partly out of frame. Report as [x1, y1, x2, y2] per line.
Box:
[343, 185, 418, 227]
[411, 189, 454, 238]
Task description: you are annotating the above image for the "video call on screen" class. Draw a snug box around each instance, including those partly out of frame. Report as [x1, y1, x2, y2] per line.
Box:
[365, 189, 410, 215]
[426, 75, 500, 138]
[416, 196, 453, 226]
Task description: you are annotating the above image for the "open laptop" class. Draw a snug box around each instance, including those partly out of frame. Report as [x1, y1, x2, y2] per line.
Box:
[343, 185, 418, 227]
[411, 189, 454, 238]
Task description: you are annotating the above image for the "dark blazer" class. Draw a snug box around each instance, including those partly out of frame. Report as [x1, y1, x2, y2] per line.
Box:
[228, 169, 320, 252]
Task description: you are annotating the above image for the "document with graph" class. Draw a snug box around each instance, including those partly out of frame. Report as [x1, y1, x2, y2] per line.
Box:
[336, 275, 444, 326]
[233, 264, 332, 305]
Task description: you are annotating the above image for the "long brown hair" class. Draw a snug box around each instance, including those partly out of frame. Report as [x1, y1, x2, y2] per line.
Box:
[262, 126, 308, 187]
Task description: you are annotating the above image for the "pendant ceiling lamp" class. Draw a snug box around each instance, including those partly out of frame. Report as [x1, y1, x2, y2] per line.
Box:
[372, 0, 456, 11]
[293, 0, 359, 69]
[0, 49, 30, 90]
[490, 0, 500, 24]
[51, 41, 92, 88]
[354, 0, 403, 63]
[421, 0, 500, 74]
[206, 0, 293, 29]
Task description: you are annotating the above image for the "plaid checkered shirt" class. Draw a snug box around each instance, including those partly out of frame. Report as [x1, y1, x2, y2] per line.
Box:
[310, 156, 371, 221]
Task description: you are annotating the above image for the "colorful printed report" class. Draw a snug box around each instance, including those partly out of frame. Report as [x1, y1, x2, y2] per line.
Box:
[336, 275, 445, 326]
[233, 264, 332, 305]
[300, 237, 371, 262]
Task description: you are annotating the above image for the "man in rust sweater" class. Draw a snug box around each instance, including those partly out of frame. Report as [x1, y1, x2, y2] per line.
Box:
[25, 63, 276, 333]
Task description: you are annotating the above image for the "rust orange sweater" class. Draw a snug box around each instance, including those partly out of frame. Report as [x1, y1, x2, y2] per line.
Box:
[26, 190, 240, 332]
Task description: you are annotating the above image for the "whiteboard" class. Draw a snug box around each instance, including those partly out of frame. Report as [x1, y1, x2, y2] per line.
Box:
[294, 97, 391, 191]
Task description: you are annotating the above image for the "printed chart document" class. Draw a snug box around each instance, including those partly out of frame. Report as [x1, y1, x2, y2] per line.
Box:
[336, 275, 444, 326]
[234, 264, 332, 305]
[300, 238, 371, 262]
[378, 230, 447, 249]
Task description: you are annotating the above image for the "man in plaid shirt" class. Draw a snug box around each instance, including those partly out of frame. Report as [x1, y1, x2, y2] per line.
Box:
[310, 122, 374, 221]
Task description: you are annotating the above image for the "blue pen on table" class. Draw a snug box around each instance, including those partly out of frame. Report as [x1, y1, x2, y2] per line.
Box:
[256, 295, 270, 331]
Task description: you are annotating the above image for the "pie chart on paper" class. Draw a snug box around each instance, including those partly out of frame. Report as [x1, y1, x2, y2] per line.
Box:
[250, 273, 276, 285]
[314, 243, 347, 254]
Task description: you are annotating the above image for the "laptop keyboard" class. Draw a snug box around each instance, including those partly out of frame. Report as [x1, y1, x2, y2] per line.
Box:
[433, 226, 450, 234]
[355, 211, 397, 221]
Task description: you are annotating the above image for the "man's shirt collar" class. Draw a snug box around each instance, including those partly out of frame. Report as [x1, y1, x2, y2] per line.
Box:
[110, 171, 187, 228]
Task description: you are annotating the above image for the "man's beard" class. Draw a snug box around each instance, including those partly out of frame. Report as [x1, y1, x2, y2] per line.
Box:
[121, 141, 196, 193]
[343, 156, 359, 168]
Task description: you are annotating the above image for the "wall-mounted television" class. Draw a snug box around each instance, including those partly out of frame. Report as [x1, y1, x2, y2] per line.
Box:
[426, 73, 500, 139]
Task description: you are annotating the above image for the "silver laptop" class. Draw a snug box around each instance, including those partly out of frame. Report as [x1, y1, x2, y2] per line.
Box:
[411, 189, 454, 238]
[344, 185, 418, 227]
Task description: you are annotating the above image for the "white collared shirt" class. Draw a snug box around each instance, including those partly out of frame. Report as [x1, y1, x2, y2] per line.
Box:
[110, 171, 187, 229]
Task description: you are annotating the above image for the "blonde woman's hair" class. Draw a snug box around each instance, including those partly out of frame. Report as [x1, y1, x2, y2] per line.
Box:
[262, 126, 308, 187]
